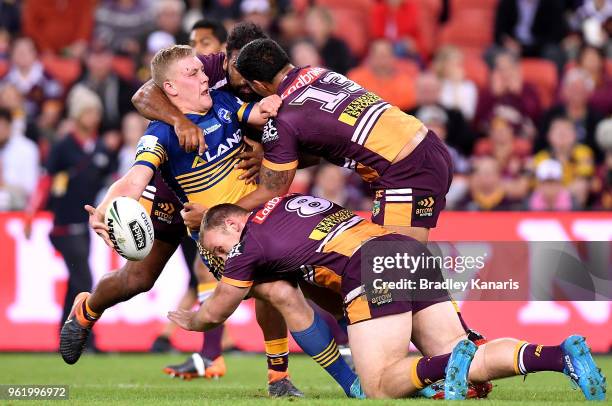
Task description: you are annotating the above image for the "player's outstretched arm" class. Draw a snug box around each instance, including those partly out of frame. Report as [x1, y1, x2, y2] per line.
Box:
[84, 165, 154, 248]
[132, 80, 206, 154]
[235, 165, 296, 210]
[167, 282, 249, 331]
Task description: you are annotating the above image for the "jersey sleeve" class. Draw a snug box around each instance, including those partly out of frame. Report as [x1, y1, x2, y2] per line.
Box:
[212, 90, 256, 123]
[198, 52, 226, 88]
[261, 118, 299, 171]
[133, 123, 170, 171]
[220, 234, 264, 288]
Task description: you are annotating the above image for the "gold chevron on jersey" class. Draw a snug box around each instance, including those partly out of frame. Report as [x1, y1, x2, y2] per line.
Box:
[315, 215, 363, 253]
[176, 144, 244, 182]
[180, 154, 241, 193]
[350, 102, 390, 146]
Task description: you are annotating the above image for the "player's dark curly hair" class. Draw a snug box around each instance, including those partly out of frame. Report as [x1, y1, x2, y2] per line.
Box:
[191, 18, 228, 44]
[201, 203, 248, 231]
[236, 38, 290, 83]
[226, 21, 268, 55]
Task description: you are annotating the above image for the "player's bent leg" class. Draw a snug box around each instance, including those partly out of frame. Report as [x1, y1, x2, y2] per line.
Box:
[165, 260, 226, 380]
[411, 301, 467, 356]
[88, 238, 180, 312]
[60, 238, 179, 365]
[255, 299, 304, 397]
[347, 311, 418, 398]
[468, 336, 606, 400]
[252, 281, 361, 398]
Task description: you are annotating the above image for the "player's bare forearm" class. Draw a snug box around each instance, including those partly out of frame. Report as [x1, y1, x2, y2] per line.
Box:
[169, 283, 248, 331]
[97, 165, 153, 214]
[132, 80, 182, 124]
[236, 166, 295, 210]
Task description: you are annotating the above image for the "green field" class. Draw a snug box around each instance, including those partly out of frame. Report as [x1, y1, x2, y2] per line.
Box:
[0, 353, 609, 405]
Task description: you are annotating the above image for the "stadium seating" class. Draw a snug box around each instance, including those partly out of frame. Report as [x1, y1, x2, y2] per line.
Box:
[41, 55, 81, 87]
[318, 0, 372, 58]
[463, 52, 490, 90]
[520, 58, 558, 109]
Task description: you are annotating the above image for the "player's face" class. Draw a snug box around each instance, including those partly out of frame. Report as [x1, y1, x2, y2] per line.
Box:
[227, 51, 259, 102]
[202, 224, 242, 261]
[169, 56, 212, 112]
[190, 28, 224, 56]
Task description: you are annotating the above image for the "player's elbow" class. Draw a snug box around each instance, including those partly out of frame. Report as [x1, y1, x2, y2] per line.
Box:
[131, 80, 153, 113]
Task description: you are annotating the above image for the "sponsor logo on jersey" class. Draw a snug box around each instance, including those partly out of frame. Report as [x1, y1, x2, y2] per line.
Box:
[218, 108, 232, 124]
[281, 67, 327, 100]
[338, 92, 381, 126]
[414, 196, 435, 217]
[128, 220, 147, 250]
[372, 200, 381, 217]
[203, 123, 222, 134]
[308, 209, 355, 240]
[136, 135, 158, 154]
[227, 242, 243, 259]
[154, 202, 175, 224]
[192, 128, 242, 167]
[252, 196, 283, 224]
[262, 120, 278, 143]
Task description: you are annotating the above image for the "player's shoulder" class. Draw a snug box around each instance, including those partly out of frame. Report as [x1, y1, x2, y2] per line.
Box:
[211, 89, 240, 106]
[140, 121, 175, 147]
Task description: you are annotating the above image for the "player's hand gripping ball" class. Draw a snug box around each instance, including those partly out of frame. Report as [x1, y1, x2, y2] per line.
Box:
[104, 197, 154, 261]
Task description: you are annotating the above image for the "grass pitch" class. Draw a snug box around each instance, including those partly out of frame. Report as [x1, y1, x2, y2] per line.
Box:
[0, 353, 609, 405]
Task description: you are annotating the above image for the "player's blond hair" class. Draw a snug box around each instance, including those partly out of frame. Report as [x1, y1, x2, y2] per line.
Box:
[150, 45, 194, 87]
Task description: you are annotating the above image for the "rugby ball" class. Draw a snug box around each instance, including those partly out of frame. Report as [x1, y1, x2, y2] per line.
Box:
[105, 197, 154, 261]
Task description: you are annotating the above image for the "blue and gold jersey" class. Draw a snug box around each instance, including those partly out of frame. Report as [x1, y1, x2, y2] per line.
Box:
[134, 90, 257, 206]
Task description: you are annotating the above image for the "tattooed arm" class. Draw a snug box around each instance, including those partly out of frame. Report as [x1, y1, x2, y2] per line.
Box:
[235, 165, 296, 210]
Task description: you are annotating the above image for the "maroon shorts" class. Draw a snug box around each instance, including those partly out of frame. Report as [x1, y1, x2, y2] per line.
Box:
[341, 233, 450, 325]
[139, 173, 187, 244]
[370, 131, 453, 229]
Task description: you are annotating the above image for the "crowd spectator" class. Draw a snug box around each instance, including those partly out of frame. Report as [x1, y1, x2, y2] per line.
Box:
[94, 0, 156, 57]
[474, 111, 532, 201]
[370, 0, 424, 59]
[570, 0, 612, 49]
[304, 6, 354, 75]
[22, 0, 96, 58]
[349, 39, 416, 111]
[0, 37, 63, 126]
[493, 0, 568, 70]
[290, 39, 323, 67]
[147, 0, 189, 49]
[538, 68, 604, 157]
[0, 107, 39, 211]
[528, 159, 575, 211]
[577, 45, 612, 115]
[475, 51, 541, 137]
[0, 83, 41, 145]
[78, 38, 138, 131]
[25, 85, 119, 350]
[458, 155, 523, 211]
[432, 45, 479, 121]
[408, 72, 473, 155]
[240, 0, 273, 33]
[0, 0, 20, 35]
[533, 116, 594, 208]
[309, 164, 365, 211]
[591, 117, 612, 209]
[415, 105, 470, 209]
[117, 112, 148, 176]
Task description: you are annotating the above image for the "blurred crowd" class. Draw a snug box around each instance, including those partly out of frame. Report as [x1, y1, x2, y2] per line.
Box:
[1, 0, 612, 214]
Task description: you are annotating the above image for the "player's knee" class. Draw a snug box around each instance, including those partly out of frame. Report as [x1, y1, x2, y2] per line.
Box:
[122, 263, 157, 294]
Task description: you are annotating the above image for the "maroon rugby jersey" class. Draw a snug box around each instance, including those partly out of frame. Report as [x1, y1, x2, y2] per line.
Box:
[220, 194, 392, 297]
[261, 67, 424, 183]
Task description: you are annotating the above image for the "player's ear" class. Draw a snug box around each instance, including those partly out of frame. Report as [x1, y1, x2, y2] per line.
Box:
[225, 217, 239, 233]
[163, 81, 178, 96]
